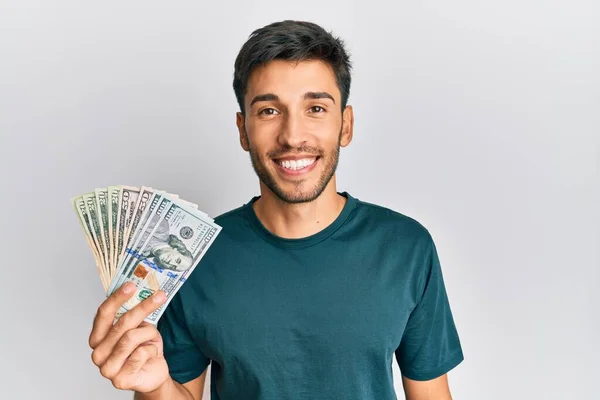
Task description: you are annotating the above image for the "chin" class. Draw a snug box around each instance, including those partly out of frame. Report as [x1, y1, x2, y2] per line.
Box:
[270, 183, 327, 204]
[251, 153, 336, 204]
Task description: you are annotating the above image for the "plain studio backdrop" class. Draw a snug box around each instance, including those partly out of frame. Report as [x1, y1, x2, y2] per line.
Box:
[0, 1, 597, 399]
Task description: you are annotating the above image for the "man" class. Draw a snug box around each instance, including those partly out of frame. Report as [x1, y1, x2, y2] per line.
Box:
[89, 20, 464, 400]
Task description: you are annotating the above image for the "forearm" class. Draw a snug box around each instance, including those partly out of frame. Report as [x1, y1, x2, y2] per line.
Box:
[406, 395, 452, 400]
[402, 374, 453, 400]
[134, 377, 195, 400]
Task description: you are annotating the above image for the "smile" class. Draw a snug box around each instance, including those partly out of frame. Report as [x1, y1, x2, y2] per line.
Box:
[277, 158, 317, 170]
[273, 157, 319, 176]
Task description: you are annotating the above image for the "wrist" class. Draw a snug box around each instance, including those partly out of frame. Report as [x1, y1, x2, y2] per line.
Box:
[135, 377, 174, 400]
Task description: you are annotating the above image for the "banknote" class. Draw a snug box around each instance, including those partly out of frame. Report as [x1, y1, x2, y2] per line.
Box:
[95, 189, 111, 280]
[123, 187, 157, 254]
[114, 199, 221, 323]
[82, 191, 109, 281]
[114, 186, 140, 276]
[106, 187, 153, 295]
[72, 195, 108, 290]
[107, 186, 121, 276]
[108, 188, 164, 295]
[73, 185, 221, 324]
[111, 193, 171, 295]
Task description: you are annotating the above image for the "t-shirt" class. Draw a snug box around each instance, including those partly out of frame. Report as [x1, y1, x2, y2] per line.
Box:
[157, 192, 464, 399]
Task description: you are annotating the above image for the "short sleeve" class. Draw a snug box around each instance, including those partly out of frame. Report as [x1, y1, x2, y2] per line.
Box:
[396, 236, 464, 381]
[157, 291, 211, 384]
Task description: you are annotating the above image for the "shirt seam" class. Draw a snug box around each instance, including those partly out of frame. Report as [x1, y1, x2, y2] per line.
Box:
[245, 197, 358, 249]
[402, 348, 464, 376]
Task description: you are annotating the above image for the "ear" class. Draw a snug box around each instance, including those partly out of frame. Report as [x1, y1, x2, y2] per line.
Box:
[340, 105, 354, 147]
[236, 112, 250, 152]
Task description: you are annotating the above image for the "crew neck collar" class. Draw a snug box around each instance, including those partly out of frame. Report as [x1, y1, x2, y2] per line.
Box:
[244, 192, 357, 249]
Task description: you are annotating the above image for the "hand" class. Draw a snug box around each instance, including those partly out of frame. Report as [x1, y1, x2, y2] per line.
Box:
[89, 282, 170, 394]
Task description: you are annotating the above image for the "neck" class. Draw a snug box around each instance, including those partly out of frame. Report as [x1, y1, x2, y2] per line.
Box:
[253, 178, 346, 239]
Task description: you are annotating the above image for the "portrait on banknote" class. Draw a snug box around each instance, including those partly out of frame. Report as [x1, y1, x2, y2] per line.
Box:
[140, 218, 195, 272]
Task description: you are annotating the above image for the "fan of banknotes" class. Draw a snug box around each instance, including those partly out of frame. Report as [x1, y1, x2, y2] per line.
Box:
[72, 186, 222, 324]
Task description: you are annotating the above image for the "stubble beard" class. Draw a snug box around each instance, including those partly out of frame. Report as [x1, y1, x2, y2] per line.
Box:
[247, 128, 342, 204]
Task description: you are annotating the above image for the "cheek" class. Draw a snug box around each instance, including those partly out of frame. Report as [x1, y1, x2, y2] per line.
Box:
[305, 119, 341, 140]
[248, 132, 277, 154]
[247, 118, 280, 136]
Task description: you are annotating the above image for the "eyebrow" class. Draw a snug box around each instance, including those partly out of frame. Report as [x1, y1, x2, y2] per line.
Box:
[249, 91, 336, 107]
[304, 91, 336, 103]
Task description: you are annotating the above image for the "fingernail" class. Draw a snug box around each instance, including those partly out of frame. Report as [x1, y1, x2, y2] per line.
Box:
[122, 283, 134, 294]
[153, 292, 166, 303]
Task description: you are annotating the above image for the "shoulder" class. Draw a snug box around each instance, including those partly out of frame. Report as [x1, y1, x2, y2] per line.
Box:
[213, 203, 249, 226]
[207, 201, 257, 243]
[352, 196, 433, 244]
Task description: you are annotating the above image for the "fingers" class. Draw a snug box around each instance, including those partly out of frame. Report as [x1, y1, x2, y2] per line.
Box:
[90, 289, 165, 364]
[89, 282, 137, 349]
[96, 325, 160, 376]
[106, 289, 166, 340]
[89, 281, 168, 393]
[109, 345, 159, 390]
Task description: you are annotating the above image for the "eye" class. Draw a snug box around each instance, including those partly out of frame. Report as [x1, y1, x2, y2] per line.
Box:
[309, 106, 326, 113]
[259, 108, 279, 115]
[176, 257, 181, 264]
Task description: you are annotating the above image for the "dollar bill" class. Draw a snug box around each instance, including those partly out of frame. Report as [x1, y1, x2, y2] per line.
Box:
[107, 186, 121, 277]
[114, 199, 221, 324]
[114, 186, 141, 277]
[128, 190, 166, 250]
[73, 185, 221, 324]
[82, 191, 109, 281]
[178, 198, 198, 210]
[95, 188, 111, 280]
[112, 193, 171, 294]
[72, 196, 108, 290]
[123, 187, 156, 252]
[147, 200, 213, 296]
[108, 188, 164, 295]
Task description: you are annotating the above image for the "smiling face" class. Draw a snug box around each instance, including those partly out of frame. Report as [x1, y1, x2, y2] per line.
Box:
[237, 59, 354, 204]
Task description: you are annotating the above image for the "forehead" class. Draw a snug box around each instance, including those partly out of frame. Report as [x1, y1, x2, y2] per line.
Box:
[245, 59, 340, 103]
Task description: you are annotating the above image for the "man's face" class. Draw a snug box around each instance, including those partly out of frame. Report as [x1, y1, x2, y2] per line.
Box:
[237, 59, 353, 204]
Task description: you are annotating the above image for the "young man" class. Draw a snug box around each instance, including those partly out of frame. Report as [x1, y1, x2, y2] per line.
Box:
[89, 20, 464, 400]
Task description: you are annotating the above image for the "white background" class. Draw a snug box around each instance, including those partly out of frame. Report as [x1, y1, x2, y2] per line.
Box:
[0, 1, 597, 399]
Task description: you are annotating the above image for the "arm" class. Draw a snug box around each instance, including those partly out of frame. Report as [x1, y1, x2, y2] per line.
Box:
[402, 374, 453, 400]
[134, 369, 208, 400]
[396, 235, 463, 400]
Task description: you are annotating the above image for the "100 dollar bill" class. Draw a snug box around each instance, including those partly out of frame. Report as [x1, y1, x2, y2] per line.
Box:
[114, 199, 221, 324]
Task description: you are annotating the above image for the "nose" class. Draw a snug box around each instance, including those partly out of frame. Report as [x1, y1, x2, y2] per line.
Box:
[277, 112, 308, 149]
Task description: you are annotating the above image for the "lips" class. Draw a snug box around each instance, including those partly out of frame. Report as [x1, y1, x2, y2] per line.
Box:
[275, 157, 317, 170]
[273, 156, 319, 176]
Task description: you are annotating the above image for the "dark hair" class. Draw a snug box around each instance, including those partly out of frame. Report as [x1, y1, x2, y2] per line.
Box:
[233, 20, 352, 115]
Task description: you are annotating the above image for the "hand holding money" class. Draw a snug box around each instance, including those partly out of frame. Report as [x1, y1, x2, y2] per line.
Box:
[89, 281, 171, 394]
[72, 186, 221, 324]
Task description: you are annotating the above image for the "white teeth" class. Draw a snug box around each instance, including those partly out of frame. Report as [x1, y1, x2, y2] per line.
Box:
[278, 158, 316, 170]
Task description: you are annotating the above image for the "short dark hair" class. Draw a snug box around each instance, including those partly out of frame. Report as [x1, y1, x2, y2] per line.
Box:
[233, 20, 352, 115]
